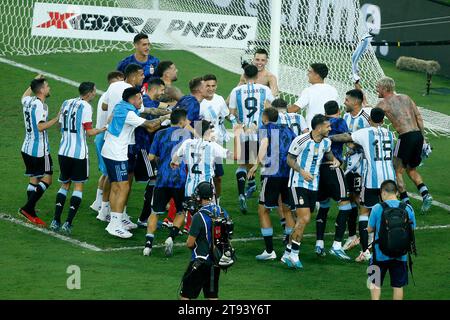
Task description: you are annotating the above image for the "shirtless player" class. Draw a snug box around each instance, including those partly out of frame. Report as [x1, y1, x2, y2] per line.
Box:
[375, 77, 433, 213]
[238, 48, 279, 97]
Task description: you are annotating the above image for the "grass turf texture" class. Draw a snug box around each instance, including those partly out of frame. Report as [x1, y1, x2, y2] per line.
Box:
[0, 50, 449, 299]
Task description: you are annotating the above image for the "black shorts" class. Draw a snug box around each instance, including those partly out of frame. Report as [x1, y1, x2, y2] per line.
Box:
[151, 187, 185, 214]
[21, 152, 53, 178]
[259, 177, 290, 208]
[289, 187, 318, 212]
[318, 164, 349, 202]
[345, 172, 362, 193]
[360, 187, 381, 208]
[236, 138, 259, 164]
[394, 131, 424, 169]
[214, 163, 224, 177]
[58, 155, 88, 183]
[134, 149, 157, 182]
[180, 260, 220, 299]
[127, 149, 137, 174]
[368, 259, 408, 288]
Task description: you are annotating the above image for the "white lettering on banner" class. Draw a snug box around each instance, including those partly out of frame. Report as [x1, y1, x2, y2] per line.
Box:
[31, 2, 257, 49]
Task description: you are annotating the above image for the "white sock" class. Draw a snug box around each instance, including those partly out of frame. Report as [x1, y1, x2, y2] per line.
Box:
[100, 201, 110, 214]
[110, 212, 122, 226]
[123, 206, 127, 214]
[332, 241, 342, 250]
[316, 240, 324, 248]
[95, 188, 103, 203]
[348, 235, 357, 241]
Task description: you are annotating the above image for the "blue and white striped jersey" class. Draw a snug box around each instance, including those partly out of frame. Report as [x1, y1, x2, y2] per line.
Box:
[344, 107, 371, 176]
[288, 132, 332, 191]
[229, 83, 274, 141]
[176, 138, 228, 197]
[58, 98, 93, 160]
[351, 126, 396, 189]
[278, 112, 308, 136]
[21, 96, 50, 157]
[343, 107, 371, 132]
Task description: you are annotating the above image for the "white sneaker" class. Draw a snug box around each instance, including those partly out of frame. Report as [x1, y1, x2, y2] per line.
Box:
[90, 201, 101, 212]
[256, 250, 277, 261]
[143, 247, 152, 256]
[96, 210, 109, 222]
[105, 222, 133, 239]
[281, 252, 290, 264]
[342, 236, 360, 251]
[164, 237, 174, 256]
[122, 218, 138, 230]
[355, 249, 371, 262]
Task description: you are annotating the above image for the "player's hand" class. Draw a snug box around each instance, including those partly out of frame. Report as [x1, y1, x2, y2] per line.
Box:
[330, 158, 341, 168]
[301, 170, 313, 181]
[247, 165, 258, 179]
[99, 126, 107, 132]
[170, 161, 179, 169]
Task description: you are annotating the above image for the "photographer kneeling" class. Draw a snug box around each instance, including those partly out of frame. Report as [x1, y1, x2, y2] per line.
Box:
[180, 181, 234, 300]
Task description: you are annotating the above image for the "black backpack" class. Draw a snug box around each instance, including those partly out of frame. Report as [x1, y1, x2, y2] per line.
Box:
[377, 202, 415, 258]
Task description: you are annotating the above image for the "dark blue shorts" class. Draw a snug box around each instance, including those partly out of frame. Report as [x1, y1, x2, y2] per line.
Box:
[102, 157, 128, 183]
[214, 163, 224, 177]
[368, 259, 408, 288]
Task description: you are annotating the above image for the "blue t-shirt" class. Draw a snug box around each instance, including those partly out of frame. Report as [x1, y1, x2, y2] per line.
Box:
[133, 96, 160, 152]
[149, 126, 191, 188]
[324, 117, 349, 164]
[174, 95, 201, 125]
[117, 54, 160, 84]
[369, 200, 416, 262]
[190, 204, 230, 262]
[258, 122, 296, 178]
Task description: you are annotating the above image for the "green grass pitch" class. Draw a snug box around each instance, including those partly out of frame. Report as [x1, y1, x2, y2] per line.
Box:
[0, 49, 449, 299]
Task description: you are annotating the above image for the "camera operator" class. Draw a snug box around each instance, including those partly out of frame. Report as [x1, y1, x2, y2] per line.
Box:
[179, 181, 234, 300]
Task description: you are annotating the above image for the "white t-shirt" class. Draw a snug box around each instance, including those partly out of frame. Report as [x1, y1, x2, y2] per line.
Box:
[294, 83, 338, 129]
[103, 81, 132, 119]
[200, 94, 230, 144]
[96, 92, 108, 130]
[101, 110, 145, 161]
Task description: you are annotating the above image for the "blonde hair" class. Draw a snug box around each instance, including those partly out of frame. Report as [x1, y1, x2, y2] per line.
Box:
[377, 76, 395, 92]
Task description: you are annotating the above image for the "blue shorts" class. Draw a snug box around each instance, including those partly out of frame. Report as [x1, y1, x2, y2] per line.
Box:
[368, 259, 408, 288]
[102, 157, 129, 183]
[95, 132, 107, 176]
[214, 163, 224, 177]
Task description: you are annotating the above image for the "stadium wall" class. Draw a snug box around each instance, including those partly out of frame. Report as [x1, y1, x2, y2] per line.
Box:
[360, 0, 450, 76]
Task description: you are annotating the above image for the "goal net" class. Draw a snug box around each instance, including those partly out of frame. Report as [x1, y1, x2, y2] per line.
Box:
[1, 0, 384, 105]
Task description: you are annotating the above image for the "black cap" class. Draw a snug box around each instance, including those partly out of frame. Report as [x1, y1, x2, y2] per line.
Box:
[196, 181, 214, 200]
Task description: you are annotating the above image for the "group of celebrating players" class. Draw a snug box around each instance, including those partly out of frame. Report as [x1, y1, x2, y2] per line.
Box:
[18, 32, 432, 268]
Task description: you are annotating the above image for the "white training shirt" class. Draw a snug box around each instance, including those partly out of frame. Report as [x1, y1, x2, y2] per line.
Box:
[101, 109, 145, 161]
[288, 132, 331, 191]
[103, 81, 132, 119]
[58, 97, 93, 160]
[21, 96, 50, 157]
[351, 126, 396, 189]
[96, 92, 108, 130]
[200, 94, 230, 144]
[176, 138, 229, 197]
[294, 83, 338, 129]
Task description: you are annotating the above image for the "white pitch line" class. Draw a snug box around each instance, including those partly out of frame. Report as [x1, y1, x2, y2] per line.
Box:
[1, 213, 449, 253]
[0, 57, 105, 95]
[102, 224, 450, 252]
[409, 193, 450, 212]
[0, 213, 103, 252]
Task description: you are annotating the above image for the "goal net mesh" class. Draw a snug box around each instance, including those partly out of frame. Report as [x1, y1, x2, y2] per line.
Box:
[1, 0, 384, 105]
